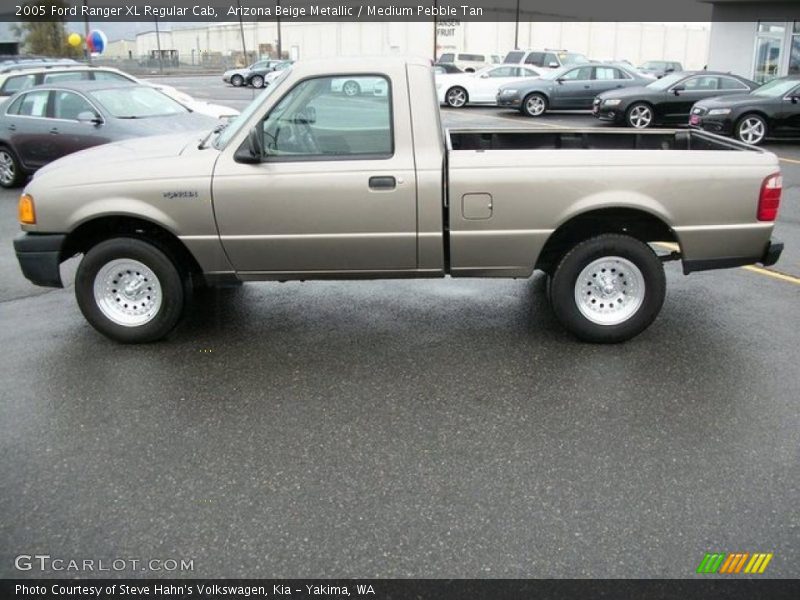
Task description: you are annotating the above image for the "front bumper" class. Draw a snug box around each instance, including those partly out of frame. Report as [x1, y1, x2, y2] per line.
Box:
[688, 113, 734, 135]
[592, 102, 624, 122]
[13, 233, 66, 288]
[496, 94, 521, 108]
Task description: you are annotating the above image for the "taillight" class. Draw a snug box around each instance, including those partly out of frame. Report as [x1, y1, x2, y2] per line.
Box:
[757, 173, 782, 221]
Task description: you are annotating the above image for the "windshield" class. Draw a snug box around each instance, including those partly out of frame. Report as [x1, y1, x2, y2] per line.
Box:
[539, 66, 572, 80]
[753, 78, 800, 97]
[646, 73, 685, 90]
[213, 67, 293, 149]
[90, 86, 187, 118]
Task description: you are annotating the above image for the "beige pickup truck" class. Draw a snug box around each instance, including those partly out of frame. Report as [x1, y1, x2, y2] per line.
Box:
[13, 57, 784, 344]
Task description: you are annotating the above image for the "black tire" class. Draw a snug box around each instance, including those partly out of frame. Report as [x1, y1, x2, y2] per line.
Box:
[250, 74, 265, 89]
[626, 102, 654, 129]
[342, 80, 361, 97]
[0, 145, 25, 188]
[445, 86, 468, 108]
[521, 93, 548, 117]
[75, 238, 186, 343]
[230, 74, 244, 87]
[734, 113, 767, 146]
[548, 234, 666, 343]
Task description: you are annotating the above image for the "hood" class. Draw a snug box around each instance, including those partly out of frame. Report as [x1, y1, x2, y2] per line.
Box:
[34, 130, 208, 180]
[693, 93, 768, 109]
[596, 85, 653, 100]
[113, 112, 219, 137]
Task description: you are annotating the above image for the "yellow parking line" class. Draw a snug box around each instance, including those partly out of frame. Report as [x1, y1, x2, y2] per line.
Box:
[654, 242, 800, 286]
[778, 156, 800, 165]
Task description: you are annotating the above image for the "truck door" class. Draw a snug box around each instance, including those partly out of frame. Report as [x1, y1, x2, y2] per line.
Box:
[211, 73, 418, 274]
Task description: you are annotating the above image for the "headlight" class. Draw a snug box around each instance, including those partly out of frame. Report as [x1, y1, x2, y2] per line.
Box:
[603, 99, 622, 106]
[502, 89, 518, 95]
[708, 108, 731, 116]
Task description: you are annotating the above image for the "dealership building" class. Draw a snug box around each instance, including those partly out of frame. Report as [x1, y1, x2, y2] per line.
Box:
[706, 1, 800, 82]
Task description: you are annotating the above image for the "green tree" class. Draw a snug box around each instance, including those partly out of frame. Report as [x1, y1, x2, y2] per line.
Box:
[13, 0, 81, 58]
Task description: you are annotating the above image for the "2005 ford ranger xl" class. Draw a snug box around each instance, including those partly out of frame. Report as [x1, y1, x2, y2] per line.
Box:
[13, 57, 784, 344]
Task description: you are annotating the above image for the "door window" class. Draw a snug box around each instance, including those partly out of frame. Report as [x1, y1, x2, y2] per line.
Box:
[504, 51, 525, 64]
[683, 76, 719, 91]
[487, 66, 517, 78]
[524, 52, 546, 67]
[518, 67, 540, 77]
[594, 67, 627, 80]
[53, 91, 96, 120]
[717, 77, 749, 91]
[260, 75, 392, 159]
[10, 90, 49, 117]
[1, 74, 35, 95]
[561, 67, 593, 81]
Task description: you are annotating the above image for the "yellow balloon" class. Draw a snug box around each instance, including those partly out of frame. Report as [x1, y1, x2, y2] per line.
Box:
[68, 33, 82, 47]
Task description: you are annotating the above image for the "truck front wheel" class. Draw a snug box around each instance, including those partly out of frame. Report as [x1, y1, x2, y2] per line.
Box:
[549, 234, 665, 343]
[75, 238, 186, 343]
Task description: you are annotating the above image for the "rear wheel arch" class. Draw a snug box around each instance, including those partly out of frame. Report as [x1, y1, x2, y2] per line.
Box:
[535, 207, 678, 274]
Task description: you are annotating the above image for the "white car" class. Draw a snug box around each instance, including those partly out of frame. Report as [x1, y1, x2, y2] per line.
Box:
[0, 65, 238, 120]
[436, 52, 496, 73]
[330, 77, 385, 97]
[436, 65, 544, 107]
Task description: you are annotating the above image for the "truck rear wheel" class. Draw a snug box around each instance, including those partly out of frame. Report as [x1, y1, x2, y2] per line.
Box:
[75, 238, 186, 343]
[548, 234, 665, 343]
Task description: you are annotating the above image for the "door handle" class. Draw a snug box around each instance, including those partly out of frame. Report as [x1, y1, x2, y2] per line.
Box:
[49, 128, 60, 134]
[369, 176, 396, 190]
[7, 124, 15, 131]
[583, 85, 591, 89]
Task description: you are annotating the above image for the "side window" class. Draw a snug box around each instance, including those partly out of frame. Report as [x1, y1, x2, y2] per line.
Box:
[683, 76, 719, 91]
[260, 75, 392, 159]
[93, 70, 134, 83]
[43, 71, 88, 83]
[718, 77, 749, 91]
[594, 67, 617, 80]
[519, 67, 539, 77]
[524, 52, 545, 67]
[13, 90, 50, 117]
[545, 53, 559, 66]
[488, 66, 516, 78]
[561, 67, 593, 81]
[438, 53, 455, 63]
[53, 91, 95, 120]
[1, 74, 35, 95]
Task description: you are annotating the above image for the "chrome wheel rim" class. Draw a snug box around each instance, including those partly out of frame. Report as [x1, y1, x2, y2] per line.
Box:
[447, 88, 467, 107]
[628, 105, 652, 128]
[93, 259, 162, 327]
[231, 75, 243, 87]
[343, 81, 359, 96]
[251, 76, 264, 88]
[0, 150, 15, 185]
[526, 95, 545, 116]
[738, 117, 765, 145]
[574, 256, 645, 326]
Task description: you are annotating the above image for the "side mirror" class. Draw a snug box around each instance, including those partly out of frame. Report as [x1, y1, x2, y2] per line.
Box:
[556, 77, 565, 84]
[77, 111, 101, 125]
[548, 62, 559, 68]
[672, 86, 685, 95]
[479, 73, 489, 78]
[234, 125, 264, 164]
[665, 68, 675, 74]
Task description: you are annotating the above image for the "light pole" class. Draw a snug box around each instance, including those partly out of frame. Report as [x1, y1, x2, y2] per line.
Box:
[236, 0, 248, 64]
[514, 0, 520, 50]
[154, 17, 164, 74]
[82, 0, 91, 64]
[276, 0, 282, 59]
[432, 0, 438, 61]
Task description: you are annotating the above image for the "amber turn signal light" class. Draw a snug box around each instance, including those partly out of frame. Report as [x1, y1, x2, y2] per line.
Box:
[19, 194, 35, 224]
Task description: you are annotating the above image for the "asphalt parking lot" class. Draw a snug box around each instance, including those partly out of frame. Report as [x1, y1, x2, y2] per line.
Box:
[1, 75, 798, 579]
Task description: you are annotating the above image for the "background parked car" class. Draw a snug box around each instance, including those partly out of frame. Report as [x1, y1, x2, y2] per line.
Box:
[503, 49, 589, 69]
[223, 59, 284, 87]
[0, 65, 238, 119]
[498, 63, 650, 116]
[433, 63, 464, 75]
[0, 82, 218, 188]
[246, 60, 294, 88]
[330, 76, 386, 96]
[436, 52, 494, 73]
[689, 75, 800, 145]
[638, 61, 683, 78]
[593, 71, 759, 129]
[437, 64, 544, 107]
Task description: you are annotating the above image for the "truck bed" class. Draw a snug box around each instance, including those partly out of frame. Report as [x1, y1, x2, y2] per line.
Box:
[447, 128, 765, 153]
